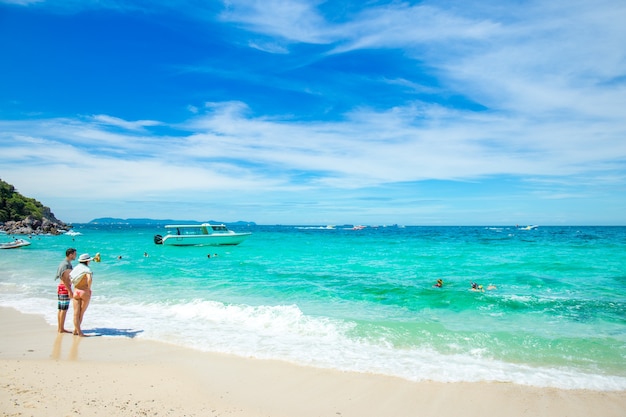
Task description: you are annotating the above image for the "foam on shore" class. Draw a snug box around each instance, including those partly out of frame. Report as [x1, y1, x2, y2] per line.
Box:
[1, 307, 625, 417]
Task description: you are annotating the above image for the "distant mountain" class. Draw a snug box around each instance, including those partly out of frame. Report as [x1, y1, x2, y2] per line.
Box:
[88, 217, 256, 226]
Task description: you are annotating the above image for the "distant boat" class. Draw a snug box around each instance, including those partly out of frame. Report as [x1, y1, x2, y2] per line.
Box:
[517, 225, 539, 230]
[0, 238, 31, 249]
[153, 223, 251, 246]
[350, 225, 367, 230]
[294, 225, 336, 230]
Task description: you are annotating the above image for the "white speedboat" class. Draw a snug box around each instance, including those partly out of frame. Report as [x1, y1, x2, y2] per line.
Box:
[0, 238, 31, 249]
[518, 225, 539, 230]
[154, 223, 251, 246]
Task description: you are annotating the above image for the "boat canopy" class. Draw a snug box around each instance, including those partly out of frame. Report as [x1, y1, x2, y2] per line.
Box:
[164, 224, 231, 235]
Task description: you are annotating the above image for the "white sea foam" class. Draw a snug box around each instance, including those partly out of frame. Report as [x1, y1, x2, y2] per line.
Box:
[4, 294, 623, 391]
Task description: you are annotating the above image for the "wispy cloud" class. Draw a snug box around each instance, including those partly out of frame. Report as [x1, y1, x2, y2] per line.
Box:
[247, 40, 289, 54]
[0, 0, 44, 5]
[90, 115, 162, 131]
[2, 98, 623, 194]
[1, 0, 625, 224]
[219, 0, 332, 44]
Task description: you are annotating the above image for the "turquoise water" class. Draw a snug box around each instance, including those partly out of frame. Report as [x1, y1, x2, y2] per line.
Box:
[1, 225, 625, 390]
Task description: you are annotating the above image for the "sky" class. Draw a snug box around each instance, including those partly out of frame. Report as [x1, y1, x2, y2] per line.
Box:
[1, 0, 625, 225]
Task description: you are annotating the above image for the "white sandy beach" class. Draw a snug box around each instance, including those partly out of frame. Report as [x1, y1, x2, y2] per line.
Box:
[1, 307, 625, 417]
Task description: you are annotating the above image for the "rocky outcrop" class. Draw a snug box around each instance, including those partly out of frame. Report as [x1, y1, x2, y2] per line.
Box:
[0, 215, 70, 236]
[1, 178, 70, 235]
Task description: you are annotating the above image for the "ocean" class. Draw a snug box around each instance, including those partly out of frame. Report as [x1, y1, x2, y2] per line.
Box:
[1, 224, 625, 390]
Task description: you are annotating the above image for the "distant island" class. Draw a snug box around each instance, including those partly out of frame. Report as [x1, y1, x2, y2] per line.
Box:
[0, 178, 70, 235]
[88, 218, 256, 226]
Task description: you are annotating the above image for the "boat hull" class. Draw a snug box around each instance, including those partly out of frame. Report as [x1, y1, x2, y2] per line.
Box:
[161, 233, 251, 246]
[0, 239, 31, 249]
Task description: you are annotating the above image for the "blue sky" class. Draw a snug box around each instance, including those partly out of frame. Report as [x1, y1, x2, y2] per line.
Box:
[1, 0, 625, 225]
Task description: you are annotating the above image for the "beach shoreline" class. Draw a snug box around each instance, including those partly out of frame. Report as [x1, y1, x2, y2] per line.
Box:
[1, 307, 625, 417]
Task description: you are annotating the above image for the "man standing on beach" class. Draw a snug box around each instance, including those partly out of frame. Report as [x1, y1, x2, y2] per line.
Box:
[55, 248, 76, 333]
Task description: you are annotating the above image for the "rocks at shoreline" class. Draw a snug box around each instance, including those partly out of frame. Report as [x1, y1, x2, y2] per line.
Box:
[0, 215, 70, 236]
[1, 179, 71, 235]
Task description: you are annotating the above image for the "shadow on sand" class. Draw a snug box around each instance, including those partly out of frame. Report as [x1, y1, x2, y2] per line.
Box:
[84, 328, 144, 338]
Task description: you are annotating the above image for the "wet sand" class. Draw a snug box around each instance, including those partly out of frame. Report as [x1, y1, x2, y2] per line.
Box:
[1, 307, 625, 416]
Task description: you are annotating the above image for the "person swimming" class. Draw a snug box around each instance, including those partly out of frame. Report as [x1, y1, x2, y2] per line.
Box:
[469, 281, 497, 291]
[434, 279, 443, 287]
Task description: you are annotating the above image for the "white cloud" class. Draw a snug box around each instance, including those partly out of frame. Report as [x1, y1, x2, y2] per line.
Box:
[218, 0, 626, 119]
[2, 95, 624, 208]
[247, 40, 289, 54]
[219, 0, 331, 43]
[0, 0, 44, 5]
[2, 0, 625, 224]
[90, 115, 162, 131]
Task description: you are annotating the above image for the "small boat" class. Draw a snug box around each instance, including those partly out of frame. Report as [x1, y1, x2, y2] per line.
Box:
[0, 238, 31, 249]
[295, 225, 336, 230]
[517, 225, 539, 230]
[153, 223, 251, 246]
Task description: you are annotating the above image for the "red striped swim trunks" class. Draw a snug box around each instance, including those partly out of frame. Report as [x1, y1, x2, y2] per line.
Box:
[58, 283, 70, 310]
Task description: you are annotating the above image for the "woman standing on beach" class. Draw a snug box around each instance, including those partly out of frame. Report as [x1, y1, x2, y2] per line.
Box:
[69, 254, 94, 337]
